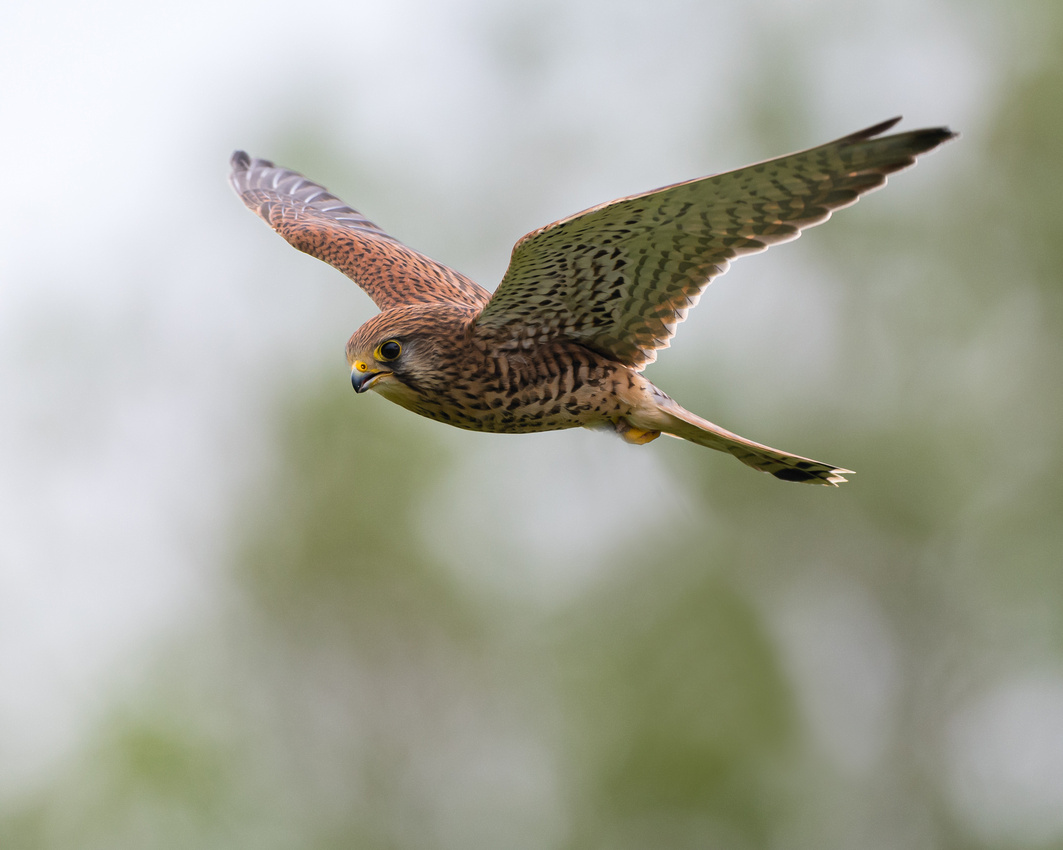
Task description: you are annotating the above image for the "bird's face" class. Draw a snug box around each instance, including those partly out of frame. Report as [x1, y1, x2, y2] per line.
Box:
[345, 305, 473, 406]
[349, 336, 404, 394]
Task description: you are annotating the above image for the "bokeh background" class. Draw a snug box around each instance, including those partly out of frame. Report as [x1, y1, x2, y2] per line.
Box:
[3, 1, 1062, 847]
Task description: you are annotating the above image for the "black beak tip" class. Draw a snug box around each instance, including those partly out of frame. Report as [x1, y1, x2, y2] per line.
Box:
[351, 370, 377, 393]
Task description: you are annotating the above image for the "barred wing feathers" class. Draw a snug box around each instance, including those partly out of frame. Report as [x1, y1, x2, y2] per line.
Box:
[476, 118, 955, 369]
[229, 152, 490, 311]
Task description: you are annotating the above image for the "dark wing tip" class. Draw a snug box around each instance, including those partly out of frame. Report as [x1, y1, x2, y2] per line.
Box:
[923, 126, 960, 146]
[898, 125, 960, 154]
[772, 465, 853, 486]
[228, 151, 283, 199]
[840, 116, 959, 154]
[229, 150, 277, 177]
[848, 116, 905, 141]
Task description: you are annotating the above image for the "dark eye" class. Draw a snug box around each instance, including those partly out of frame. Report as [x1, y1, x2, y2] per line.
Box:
[376, 340, 402, 361]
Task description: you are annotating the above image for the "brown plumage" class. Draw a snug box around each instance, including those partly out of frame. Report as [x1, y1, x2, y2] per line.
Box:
[230, 117, 955, 484]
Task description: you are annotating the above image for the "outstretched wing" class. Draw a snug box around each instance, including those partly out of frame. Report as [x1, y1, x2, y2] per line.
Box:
[475, 118, 956, 369]
[229, 153, 490, 311]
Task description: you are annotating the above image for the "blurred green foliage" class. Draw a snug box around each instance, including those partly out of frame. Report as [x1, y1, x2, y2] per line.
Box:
[5, 2, 1063, 849]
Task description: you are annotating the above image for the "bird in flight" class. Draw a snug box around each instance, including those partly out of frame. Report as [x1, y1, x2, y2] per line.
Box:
[230, 117, 954, 485]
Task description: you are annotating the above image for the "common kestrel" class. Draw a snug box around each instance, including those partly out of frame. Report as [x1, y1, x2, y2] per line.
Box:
[230, 117, 954, 485]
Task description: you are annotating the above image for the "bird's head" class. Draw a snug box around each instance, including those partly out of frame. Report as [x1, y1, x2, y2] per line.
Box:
[348, 335, 404, 394]
[345, 304, 475, 404]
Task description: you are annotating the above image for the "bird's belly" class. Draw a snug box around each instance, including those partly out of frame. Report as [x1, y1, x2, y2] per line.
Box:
[409, 383, 622, 434]
[377, 348, 646, 435]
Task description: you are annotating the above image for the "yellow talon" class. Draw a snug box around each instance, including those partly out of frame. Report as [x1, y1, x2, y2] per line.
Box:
[616, 423, 661, 445]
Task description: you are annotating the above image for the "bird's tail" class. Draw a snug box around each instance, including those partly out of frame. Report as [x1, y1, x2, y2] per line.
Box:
[654, 402, 852, 486]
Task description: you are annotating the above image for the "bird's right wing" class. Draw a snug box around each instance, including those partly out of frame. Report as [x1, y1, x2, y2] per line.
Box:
[230, 153, 491, 311]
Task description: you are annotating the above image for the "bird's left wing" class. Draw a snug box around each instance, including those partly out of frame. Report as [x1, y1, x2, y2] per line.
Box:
[230, 153, 490, 311]
[475, 118, 955, 369]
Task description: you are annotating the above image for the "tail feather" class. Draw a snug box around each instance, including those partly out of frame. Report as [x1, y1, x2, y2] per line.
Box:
[657, 404, 852, 486]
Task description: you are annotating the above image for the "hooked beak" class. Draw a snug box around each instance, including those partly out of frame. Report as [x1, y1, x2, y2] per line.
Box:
[351, 369, 382, 393]
[351, 362, 392, 393]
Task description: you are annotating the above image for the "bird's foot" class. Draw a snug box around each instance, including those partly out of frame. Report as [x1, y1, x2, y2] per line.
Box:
[615, 421, 661, 445]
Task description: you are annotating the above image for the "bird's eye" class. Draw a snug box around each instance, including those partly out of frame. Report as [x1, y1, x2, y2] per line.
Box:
[375, 340, 402, 361]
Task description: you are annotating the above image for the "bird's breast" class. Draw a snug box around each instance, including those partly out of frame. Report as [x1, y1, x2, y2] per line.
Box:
[375, 340, 647, 435]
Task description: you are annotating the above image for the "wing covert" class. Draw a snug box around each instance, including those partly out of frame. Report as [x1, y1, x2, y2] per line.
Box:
[229, 152, 490, 311]
[475, 118, 956, 369]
